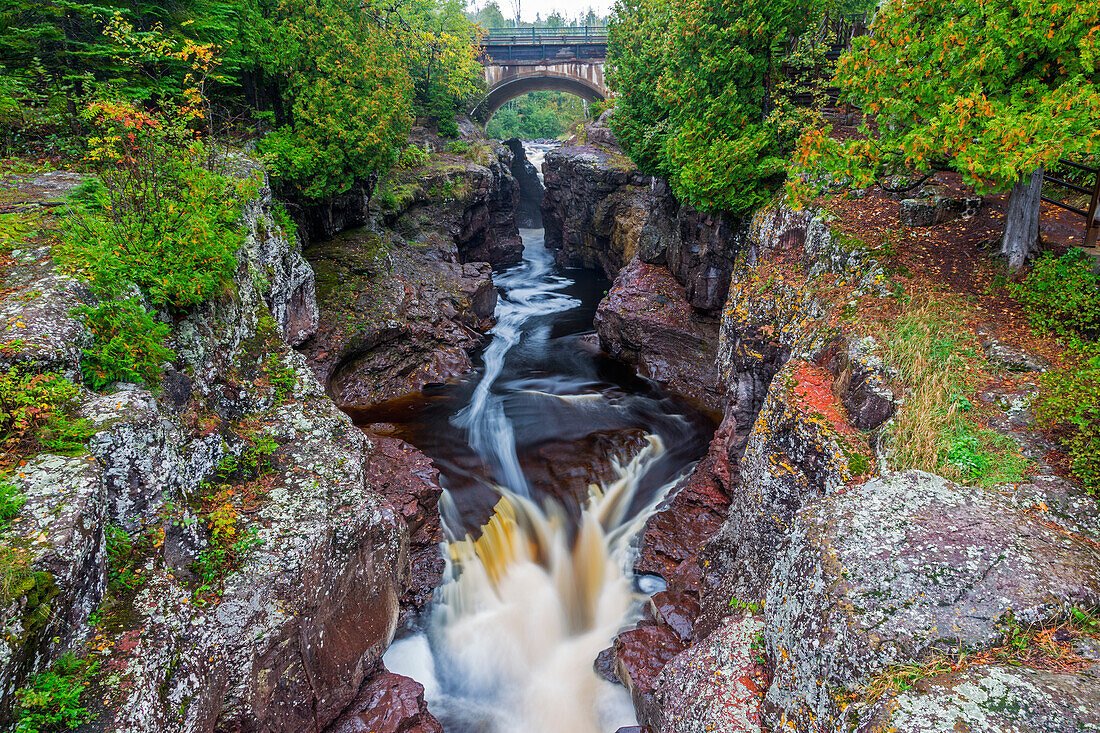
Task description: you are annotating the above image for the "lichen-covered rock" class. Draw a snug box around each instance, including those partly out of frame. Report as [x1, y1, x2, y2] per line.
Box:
[81, 385, 223, 526]
[0, 455, 105, 720]
[700, 359, 873, 627]
[763, 470, 1100, 730]
[654, 615, 767, 733]
[238, 185, 319, 347]
[857, 665, 1100, 733]
[0, 248, 92, 378]
[96, 398, 410, 733]
[594, 259, 723, 406]
[899, 187, 982, 227]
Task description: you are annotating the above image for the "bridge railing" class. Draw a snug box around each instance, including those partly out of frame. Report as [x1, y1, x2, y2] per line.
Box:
[483, 26, 608, 45]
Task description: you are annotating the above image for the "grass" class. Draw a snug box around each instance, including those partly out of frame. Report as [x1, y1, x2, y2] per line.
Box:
[873, 297, 1029, 486]
[857, 607, 1100, 708]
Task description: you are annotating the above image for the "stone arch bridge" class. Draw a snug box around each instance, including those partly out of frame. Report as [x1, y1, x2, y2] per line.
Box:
[471, 27, 608, 123]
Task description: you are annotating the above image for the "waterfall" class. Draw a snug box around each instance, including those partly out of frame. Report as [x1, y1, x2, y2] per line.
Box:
[387, 438, 676, 732]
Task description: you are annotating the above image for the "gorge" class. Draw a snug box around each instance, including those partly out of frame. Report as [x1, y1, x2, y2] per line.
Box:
[2, 114, 1099, 733]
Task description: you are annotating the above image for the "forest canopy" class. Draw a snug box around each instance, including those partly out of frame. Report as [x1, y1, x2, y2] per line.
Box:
[0, 0, 485, 199]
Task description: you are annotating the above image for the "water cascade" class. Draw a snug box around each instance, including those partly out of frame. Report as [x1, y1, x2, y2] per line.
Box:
[378, 143, 713, 732]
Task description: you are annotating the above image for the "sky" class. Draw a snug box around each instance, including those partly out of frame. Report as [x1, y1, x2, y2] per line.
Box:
[467, 0, 614, 24]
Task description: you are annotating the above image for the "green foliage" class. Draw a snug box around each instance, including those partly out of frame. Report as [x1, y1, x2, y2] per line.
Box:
[255, 0, 482, 198]
[1034, 344, 1100, 495]
[60, 101, 248, 310]
[485, 91, 587, 139]
[608, 0, 827, 216]
[0, 474, 26, 527]
[941, 418, 1030, 488]
[0, 368, 94, 455]
[728, 597, 763, 614]
[264, 353, 296, 403]
[876, 299, 1028, 486]
[256, 0, 412, 200]
[399, 145, 431, 168]
[194, 525, 262, 585]
[791, 0, 1100, 198]
[105, 524, 152, 595]
[1009, 249, 1100, 339]
[14, 653, 98, 733]
[75, 299, 175, 390]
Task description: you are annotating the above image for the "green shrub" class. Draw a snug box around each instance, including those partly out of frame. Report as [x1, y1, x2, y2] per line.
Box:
[1010, 249, 1100, 338]
[105, 524, 151, 595]
[444, 139, 470, 155]
[0, 475, 25, 526]
[265, 353, 296, 403]
[75, 299, 175, 390]
[398, 145, 430, 168]
[60, 161, 246, 311]
[0, 369, 94, 455]
[1035, 344, 1100, 494]
[14, 653, 98, 732]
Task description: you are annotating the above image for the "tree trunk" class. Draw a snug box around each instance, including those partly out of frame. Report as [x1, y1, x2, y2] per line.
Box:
[1001, 168, 1043, 270]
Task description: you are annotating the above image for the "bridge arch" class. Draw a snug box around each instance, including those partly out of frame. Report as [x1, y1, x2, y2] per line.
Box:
[472, 67, 606, 123]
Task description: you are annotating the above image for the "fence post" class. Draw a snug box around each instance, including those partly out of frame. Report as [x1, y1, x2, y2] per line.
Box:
[1085, 167, 1100, 256]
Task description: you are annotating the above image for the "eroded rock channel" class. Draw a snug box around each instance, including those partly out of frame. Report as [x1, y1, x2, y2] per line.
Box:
[4, 116, 1099, 733]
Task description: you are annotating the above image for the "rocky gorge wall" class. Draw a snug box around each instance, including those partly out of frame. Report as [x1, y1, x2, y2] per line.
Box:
[296, 124, 526, 414]
[545, 118, 1100, 732]
[0, 121, 528, 731]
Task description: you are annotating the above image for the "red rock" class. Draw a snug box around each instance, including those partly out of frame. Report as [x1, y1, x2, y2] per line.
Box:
[594, 646, 619, 683]
[613, 624, 687, 727]
[594, 259, 724, 407]
[649, 591, 699, 644]
[326, 667, 443, 733]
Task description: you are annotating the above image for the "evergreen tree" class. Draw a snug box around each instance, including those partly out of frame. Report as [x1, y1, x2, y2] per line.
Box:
[791, 0, 1100, 268]
[607, 0, 826, 217]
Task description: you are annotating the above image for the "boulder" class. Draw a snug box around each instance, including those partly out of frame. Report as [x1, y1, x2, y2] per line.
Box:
[700, 359, 874, 628]
[654, 615, 767, 733]
[857, 665, 1100, 733]
[325, 666, 443, 733]
[763, 470, 1100, 730]
[594, 259, 723, 407]
[899, 187, 982, 227]
[613, 623, 688, 728]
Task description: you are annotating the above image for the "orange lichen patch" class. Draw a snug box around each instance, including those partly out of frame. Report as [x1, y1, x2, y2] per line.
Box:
[789, 361, 856, 437]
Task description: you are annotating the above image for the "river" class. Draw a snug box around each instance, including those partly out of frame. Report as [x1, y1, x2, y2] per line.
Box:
[365, 144, 714, 732]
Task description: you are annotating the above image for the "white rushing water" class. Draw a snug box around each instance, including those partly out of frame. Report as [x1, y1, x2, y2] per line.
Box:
[386, 141, 685, 732]
[450, 228, 578, 496]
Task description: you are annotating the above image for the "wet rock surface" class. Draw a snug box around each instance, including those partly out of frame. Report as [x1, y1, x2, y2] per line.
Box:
[595, 260, 724, 407]
[362, 432, 445, 632]
[764, 470, 1100, 730]
[325, 665, 443, 733]
[614, 623, 688, 727]
[503, 138, 544, 228]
